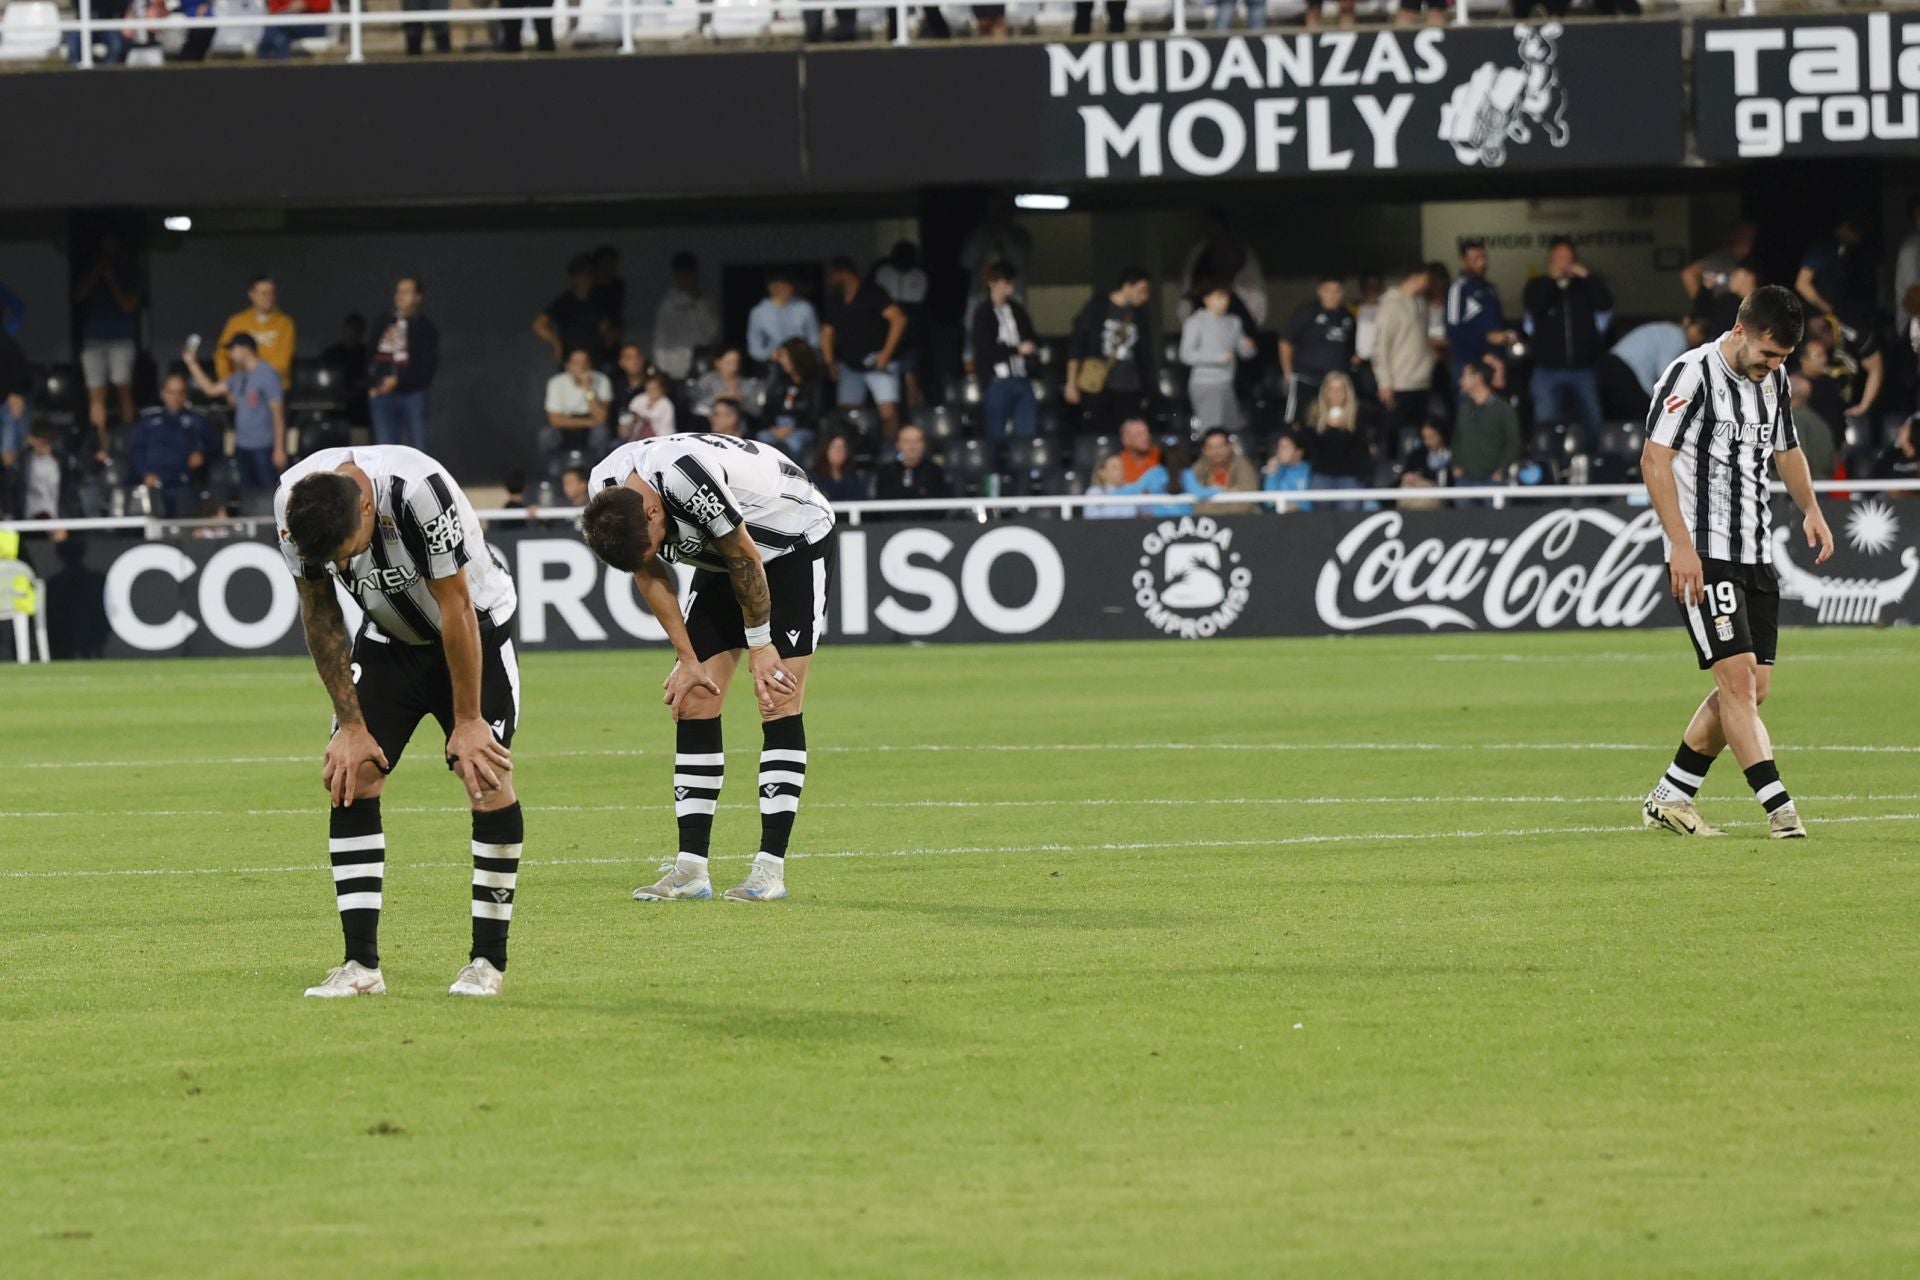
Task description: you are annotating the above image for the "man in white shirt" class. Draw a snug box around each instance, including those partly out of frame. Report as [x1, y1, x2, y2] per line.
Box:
[544, 348, 613, 459]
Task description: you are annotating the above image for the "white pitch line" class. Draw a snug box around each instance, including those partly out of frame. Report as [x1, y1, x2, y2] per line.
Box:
[9, 741, 1920, 771]
[7, 813, 1919, 881]
[3, 793, 1919, 821]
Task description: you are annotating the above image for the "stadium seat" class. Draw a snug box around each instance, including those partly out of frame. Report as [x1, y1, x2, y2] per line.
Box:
[638, 0, 703, 38]
[569, 0, 623, 42]
[1395, 425, 1422, 459]
[1071, 434, 1115, 477]
[34, 365, 84, 415]
[1594, 424, 1630, 461]
[289, 358, 347, 412]
[1156, 366, 1186, 405]
[210, 0, 266, 55]
[0, 2, 62, 61]
[1161, 336, 1180, 369]
[916, 404, 957, 446]
[947, 438, 998, 496]
[545, 449, 591, 485]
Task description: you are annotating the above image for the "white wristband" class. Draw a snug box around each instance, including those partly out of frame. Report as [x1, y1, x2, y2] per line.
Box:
[745, 623, 772, 649]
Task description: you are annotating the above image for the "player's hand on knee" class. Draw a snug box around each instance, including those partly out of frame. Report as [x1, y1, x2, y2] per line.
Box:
[748, 644, 794, 714]
[324, 724, 389, 808]
[662, 660, 722, 714]
[446, 718, 510, 803]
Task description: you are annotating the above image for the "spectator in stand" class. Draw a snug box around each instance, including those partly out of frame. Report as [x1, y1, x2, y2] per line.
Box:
[1373, 263, 1434, 453]
[803, 5, 858, 41]
[533, 254, 614, 371]
[259, 0, 331, 59]
[66, 0, 130, 63]
[609, 343, 655, 431]
[873, 240, 930, 411]
[0, 324, 27, 470]
[1444, 238, 1511, 384]
[1278, 273, 1355, 424]
[809, 432, 869, 505]
[875, 423, 950, 516]
[5, 422, 78, 521]
[1794, 336, 1851, 438]
[960, 199, 1034, 345]
[1066, 265, 1154, 438]
[1872, 418, 1918, 489]
[1451, 359, 1519, 493]
[708, 396, 748, 440]
[1807, 312, 1886, 432]
[1352, 269, 1384, 369]
[743, 389, 808, 455]
[1401, 422, 1451, 488]
[1522, 237, 1611, 448]
[1682, 220, 1757, 307]
[1182, 282, 1256, 432]
[1425, 260, 1452, 373]
[692, 347, 762, 421]
[1072, 1, 1126, 36]
[1896, 195, 1920, 338]
[500, 0, 557, 51]
[1112, 414, 1181, 515]
[185, 333, 286, 491]
[215, 274, 296, 385]
[623, 372, 676, 441]
[821, 255, 908, 440]
[1262, 433, 1313, 507]
[1691, 262, 1755, 336]
[747, 270, 821, 365]
[1306, 371, 1370, 510]
[560, 466, 590, 508]
[1185, 428, 1260, 515]
[973, 262, 1039, 443]
[75, 233, 142, 458]
[544, 348, 613, 457]
[652, 250, 721, 382]
[1598, 317, 1699, 421]
[367, 275, 439, 453]
[1212, 0, 1265, 29]
[1082, 454, 1139, 519]
[322, 312, 371, 427]
[765, 338, 826, 442]
[591, 245, 627, 347]
[1787, 374, 1837, 480]
[1796, 213, 1875, 319]
[402, 0, 450, 54]
[128, 374, 210, 518]
[1395, 0, 1449, 26]
[1179, 208, 1267, 329]
[502, 469, 528, 509]
[1304, 0, 1356, 28]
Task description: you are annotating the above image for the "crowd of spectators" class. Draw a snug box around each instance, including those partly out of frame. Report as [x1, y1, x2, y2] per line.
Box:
[6, 199, 1920, 526]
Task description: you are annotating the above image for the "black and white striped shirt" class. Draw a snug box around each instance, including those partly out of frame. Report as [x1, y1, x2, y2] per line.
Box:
[1646, 335, 1800, 565]
[588, 434, 835, 573]
[275, 446, 516, 645]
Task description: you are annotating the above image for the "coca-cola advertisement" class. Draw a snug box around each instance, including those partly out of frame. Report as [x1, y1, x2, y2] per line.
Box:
[16, 498, 1918, 659]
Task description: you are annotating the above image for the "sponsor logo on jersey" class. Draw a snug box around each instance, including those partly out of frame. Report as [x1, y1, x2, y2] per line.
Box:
[683, 486, 730, 525]
[1131, 516, 1253, 639]
[353, 564, 419, 593]
[1711, 421, 1772, 445]
[419, 507, 464, 557]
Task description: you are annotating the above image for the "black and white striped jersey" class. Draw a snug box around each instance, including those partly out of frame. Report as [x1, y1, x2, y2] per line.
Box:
[1646, 335, 1800, 565]
[275, 446, 517, 645]
[588, 434, 835, 573]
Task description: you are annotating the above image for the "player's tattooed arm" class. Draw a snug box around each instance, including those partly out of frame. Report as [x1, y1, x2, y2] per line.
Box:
[297, 576, 363, 728]
[716, 526, 773, 631]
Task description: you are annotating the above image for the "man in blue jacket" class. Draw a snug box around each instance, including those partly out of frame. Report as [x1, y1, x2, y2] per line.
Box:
[128, 373, 214, 517]
[1444, 238, 1512, 385]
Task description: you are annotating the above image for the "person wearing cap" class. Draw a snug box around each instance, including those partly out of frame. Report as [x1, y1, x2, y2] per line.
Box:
[214, 274, 297, 384]
[1444, 238, 1512, 385]
[186, 331, 287, 491]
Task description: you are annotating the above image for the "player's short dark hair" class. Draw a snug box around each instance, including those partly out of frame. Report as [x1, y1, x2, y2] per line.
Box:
[581, 486, 654, 573]
[248, 273, 273, 289]
[27, 418, 57, 443]
[562, 466, 589, 486]
[1738, 285, 1804, 348]
[1457, 236, 1486, 254]
[398, 274, 424, 295]
[986, 261, 1018, 285]
[1115, 264, 1150, 289]
[1462, 358, 1492, 384]
[1200, 427, 1232, 446]
[710, 395, 743, 418]
[1316, 271, 1342, 286]
[285, 472, 361, 565]
[671, 250, 698, 274]
[227, 332, 257, 353]
[827, 255, 858, 277]
[1547, 235, 1576, 253]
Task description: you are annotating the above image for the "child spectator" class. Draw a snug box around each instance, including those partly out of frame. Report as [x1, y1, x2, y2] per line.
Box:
[186, 332, 286, 491]
[1180, 282, 1256, 431]
[1262, 433, 1313, 509]
[1082, 453, 1138, 519]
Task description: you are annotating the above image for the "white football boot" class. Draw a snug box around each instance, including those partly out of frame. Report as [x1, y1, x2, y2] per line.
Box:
[449, 957, 505, 997]
[1768, 804, 1808, 840]
[724, 853, 789, 902]
[304, 960, 387, 998]
[633, 856, 713, 901]
[1642, 795, 1725, 837]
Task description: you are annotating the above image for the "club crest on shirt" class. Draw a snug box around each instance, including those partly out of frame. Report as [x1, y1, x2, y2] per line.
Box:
[1714, 614, 1735, 642]
[377, 514, 398, 538]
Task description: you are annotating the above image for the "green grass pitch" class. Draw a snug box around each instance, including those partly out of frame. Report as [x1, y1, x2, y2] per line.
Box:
[3, 629, 1918, 1277]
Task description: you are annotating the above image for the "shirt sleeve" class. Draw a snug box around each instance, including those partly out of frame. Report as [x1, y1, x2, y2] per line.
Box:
[661, 452, 745, 541]
[1772, 371, 1800, 451]
[1646, 357, 1704, 447]
[400, 468, 470, 579]
[544, 376, 568, 415]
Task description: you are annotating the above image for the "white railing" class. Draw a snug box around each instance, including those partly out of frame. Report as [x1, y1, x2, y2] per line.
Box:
[44, 0, 1777, 69]
[7, 478, 1917, 536]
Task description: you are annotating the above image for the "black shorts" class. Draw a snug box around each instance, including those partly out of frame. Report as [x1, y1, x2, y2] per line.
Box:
[339, 625, 521, 772]
[683, 535, 834, 663]
[1671, 559, 1779, 671]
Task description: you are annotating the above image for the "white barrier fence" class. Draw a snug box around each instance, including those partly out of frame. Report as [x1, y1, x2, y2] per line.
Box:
[34, 0, 1767, 67]
[6, 478, 1918, 537]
